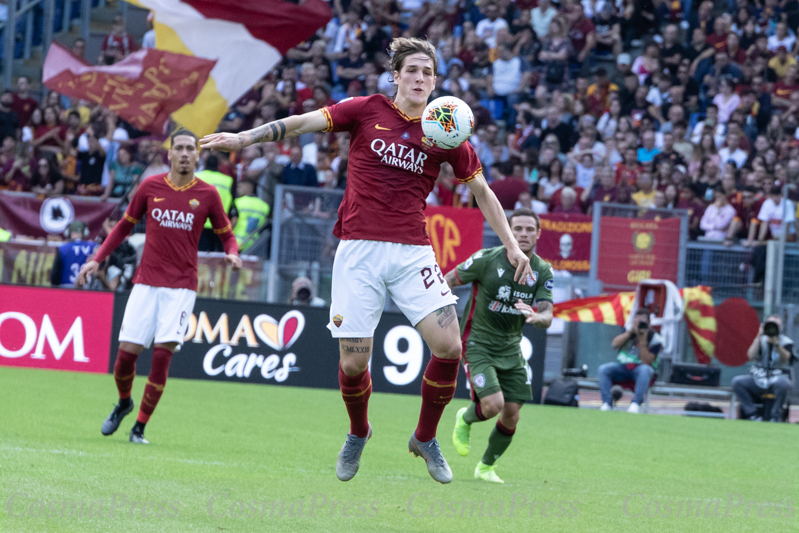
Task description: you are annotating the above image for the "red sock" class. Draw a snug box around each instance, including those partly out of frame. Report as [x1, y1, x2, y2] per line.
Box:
[415, 355, 459, 442]
[339, 364, 371, 438]
[137, 347, 173, 424]
[496, 419, 516, 436]
[113, 348, 139, 399]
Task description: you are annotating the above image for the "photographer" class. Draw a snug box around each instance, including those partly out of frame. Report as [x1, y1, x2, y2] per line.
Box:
[732, 315, 795, 422]
[289, 277, 326, 307]
[598, 308, 663, 413]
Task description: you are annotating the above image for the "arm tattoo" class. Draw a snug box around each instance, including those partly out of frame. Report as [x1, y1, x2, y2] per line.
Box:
[250, 120, 288, 144]
[237, 134, 244, 148]
[343, 338, 366, 343]
[436, 305, 457, 329]
[537, 301, 553, 314]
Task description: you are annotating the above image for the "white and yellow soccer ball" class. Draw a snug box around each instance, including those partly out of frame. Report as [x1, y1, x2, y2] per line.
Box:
[421, 96, 474, 149]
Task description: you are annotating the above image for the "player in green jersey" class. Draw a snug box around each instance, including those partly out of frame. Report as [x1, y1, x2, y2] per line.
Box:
[444, 208, 554, 483]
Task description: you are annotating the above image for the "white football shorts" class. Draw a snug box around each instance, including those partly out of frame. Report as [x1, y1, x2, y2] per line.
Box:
[118, 284, 196, 348]
[327, 239, 458, 338]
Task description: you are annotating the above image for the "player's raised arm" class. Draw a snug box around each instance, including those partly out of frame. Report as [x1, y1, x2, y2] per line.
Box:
[200, 110, 330, 152]
[466, 173, 532, 283]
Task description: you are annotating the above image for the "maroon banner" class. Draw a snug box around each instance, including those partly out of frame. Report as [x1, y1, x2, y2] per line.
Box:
[424, 206, 484, 273]
[0, 192, 118, 239]
[536, 214, 592, 272]
[0, 241, 56, 286]
[596, 217, 682, 287]
[42, 42, 215, 134]
[0, 285, 113, 373]
[197, 252, 263, 301]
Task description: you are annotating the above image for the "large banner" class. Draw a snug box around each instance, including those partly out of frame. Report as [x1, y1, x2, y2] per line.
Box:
[0, 193, 118, 239]
[0, 286, 114, 373]
[536, 214, 592, 272]
[0, 240, 55, 286]
[596, 217, 682, 287]
[108, 296, 548, 403]
[424, 206, 484, 273]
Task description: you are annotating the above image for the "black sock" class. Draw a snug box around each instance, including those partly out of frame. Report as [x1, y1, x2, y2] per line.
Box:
[119, 397, 132, 409]
[132, 421, 146, 434]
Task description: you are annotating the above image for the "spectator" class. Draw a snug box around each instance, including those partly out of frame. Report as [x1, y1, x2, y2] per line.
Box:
[757, 186, 796, 242]
[71, 37, 86, 59]
[336, 39, 369, 90]
[726, 185, 762, 246]
[142, 12, 156, 49]
[700, 184, 736, 240]
[282, 146, 318, 187]
[31, 106, 66, 157]
[99, 16, 137, 64]
[631, 42, 660, 85]
[718, 132, 748, 169]
[50, 221, 97, 288]
[537, 157, 564, 202]
[768, 45, 796, 80]
[538, 19, 572, 92]
[767, 22, 796, 53]
[2, 146, 32, 192]
[232, 179, 271, 251]
[0, 90, 19, 142]
[712, 76, 741, 125]
[551, 186, 582, 213]
[632, 172, 657, 207]
[548, 164, 583, 211]
[583, 165, 619, 215]
[593, 3, 623, 57]
[475, 2, 508, 49]
[11, 76, 38, 127]
[515, 190, 548, 214]
[30, 156, 64, 196]
[732, 315, 795, 422]
[75, 124, 111, 197]
[90, 214, 138, 292]
[567, 3, 597, 65]
[531, 0, 558, 39]
[489, 164, 528, 210]
[108, 146, 142, 201]
[637, 131, 661, 164]
[488, 43, 529, 126]
[598, 308, 662, 413]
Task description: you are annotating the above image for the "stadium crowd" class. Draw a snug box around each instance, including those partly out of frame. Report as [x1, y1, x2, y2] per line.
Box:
[2, 0, 799, 252]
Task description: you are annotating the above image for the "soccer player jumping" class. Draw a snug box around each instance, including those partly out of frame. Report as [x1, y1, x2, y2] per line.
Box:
[445, 209, 553, 483]
[77, 129, 241, 444]
[200, 38, 532, 484]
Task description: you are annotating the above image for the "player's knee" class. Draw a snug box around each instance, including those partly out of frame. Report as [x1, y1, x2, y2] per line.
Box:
[340, 356, 369, 376]
[436, 341, 461, 360]
[481, 396, 504, 418]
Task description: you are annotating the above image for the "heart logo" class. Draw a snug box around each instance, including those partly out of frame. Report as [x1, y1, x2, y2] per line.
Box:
[253, 311, 305, 350]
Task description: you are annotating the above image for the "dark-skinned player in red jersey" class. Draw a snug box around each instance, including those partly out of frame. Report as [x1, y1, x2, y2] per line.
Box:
[201, 38, 532, 484]
[77, 129, 242, 444]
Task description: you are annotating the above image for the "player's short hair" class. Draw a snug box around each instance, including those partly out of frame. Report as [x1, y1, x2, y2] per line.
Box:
[388, 37, 437, 75]
[508, 208, 541, 231]
[170, 127, 198, 147]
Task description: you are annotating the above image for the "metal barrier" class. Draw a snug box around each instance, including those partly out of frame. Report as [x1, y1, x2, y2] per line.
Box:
[266, 185, 343, 305]
[683, 241, 762, 303]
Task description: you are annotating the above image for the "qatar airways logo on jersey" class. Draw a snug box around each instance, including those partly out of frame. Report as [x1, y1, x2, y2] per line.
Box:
[371, 139, 428, 174]
[151, 208, 195, 231]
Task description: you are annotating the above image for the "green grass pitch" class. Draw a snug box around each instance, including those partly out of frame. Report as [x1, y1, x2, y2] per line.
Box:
[0, 366, 796, 533]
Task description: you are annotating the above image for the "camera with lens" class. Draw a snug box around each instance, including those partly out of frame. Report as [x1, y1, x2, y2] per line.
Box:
[763, 320, 780, 338]
[637, 320, 649, 331]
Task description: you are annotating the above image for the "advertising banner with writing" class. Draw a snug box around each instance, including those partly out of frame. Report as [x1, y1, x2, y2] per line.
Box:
[535, 214, 592, 272]
[596, 217, 682, 287]
[109, 296, 547, 402]
[0, 285, 113, 373]
[424, 206, 484, 273]
[0, 241, 56, 286]
[0, 193, 118, 240]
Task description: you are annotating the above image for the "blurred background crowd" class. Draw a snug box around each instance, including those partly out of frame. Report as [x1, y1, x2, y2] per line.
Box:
[2, 0, 799, 254]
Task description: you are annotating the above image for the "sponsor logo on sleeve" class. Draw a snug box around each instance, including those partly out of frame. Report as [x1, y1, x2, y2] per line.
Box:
[545, 279, 554, 291]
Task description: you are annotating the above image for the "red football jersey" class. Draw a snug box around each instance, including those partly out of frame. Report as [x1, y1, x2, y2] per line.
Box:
[321, 94, 482, 245]
[123, 173, 233, 290]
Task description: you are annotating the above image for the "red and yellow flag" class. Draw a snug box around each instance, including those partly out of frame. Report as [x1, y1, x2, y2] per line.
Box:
[552, 286, 717, 363]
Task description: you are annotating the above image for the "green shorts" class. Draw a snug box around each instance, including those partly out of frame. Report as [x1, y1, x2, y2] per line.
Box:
[463, 346, 532, 405]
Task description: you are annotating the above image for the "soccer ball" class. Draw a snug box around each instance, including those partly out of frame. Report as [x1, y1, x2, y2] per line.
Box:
[421, 96, 474, 149]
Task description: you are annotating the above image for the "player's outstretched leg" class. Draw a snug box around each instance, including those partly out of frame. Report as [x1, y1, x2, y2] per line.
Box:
[452, 401, 489, 456]
[337, 362, 373, 481]
[130, 346, 173, 444]
[101, 347, 139, 436]
[475, 419, 517, 484]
